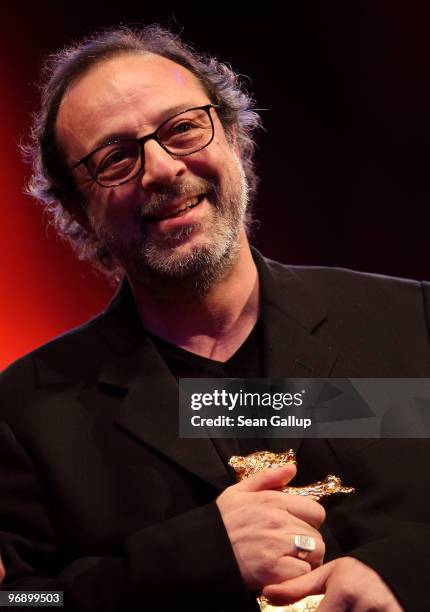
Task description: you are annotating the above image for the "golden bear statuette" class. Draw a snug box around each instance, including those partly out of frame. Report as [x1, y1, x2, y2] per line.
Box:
[228, 449, 355, 612]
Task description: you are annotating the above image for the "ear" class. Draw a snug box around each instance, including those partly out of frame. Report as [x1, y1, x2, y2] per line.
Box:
[61, 193, 95, 235]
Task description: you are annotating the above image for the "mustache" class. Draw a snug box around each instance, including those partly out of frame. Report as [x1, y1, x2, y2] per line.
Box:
[140, 179, 218, 218]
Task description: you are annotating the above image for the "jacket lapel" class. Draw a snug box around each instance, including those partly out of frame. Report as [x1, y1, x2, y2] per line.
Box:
[253, 249, 338, 378]
[95, 287, 231, 490]
[253, 250, 338, 455]
[97, 253, 339, 476]
[35, 251, 338, 489]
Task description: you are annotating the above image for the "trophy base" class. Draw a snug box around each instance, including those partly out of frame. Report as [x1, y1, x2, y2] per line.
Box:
[257, 593, 324, 611]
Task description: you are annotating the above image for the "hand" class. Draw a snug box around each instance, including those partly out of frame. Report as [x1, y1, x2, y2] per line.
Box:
[216, 465, 326, 590]
[262, 556, 404, 611]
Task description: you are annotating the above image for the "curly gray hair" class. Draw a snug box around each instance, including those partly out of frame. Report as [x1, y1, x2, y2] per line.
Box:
[25, 25, 262, 279]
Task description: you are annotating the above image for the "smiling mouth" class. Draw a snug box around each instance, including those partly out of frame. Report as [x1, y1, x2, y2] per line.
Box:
[145, 194, 206, 222]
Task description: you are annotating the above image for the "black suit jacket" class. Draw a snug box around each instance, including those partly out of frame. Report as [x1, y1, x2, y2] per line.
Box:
[1, 249, 430, 611]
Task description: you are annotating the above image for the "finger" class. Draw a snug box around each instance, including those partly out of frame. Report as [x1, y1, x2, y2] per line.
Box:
[235, 465, 297, 493]
[270, 556, 312, 582]
[318, 583, 405, 612]
[274, 513, 325, 548]
[286, 533, 325, 568]
[282, 494, 326, 528]
[257, 490, 326, 528]
[262, 561, 334, 605]
[316, 591, 350, 612]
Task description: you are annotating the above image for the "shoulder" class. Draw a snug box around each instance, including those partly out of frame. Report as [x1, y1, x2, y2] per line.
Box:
[258, 253, 430, 358]
[266, 255, 421, 291]
[259, 256, 430, 374]
[265, 256, 426, 313]
[0, 310, 112, 411]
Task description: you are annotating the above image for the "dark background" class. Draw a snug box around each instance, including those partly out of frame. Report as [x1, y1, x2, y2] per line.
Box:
[1, 1, 430, 368]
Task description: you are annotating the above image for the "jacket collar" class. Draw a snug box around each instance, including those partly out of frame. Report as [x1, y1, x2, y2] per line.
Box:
[252, 248, 337, 377]
[34, 249, 337, 488]
[98, 248, 337, 376]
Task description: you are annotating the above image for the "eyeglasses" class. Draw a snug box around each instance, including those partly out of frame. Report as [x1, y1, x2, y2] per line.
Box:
[70, 104, 219, 188]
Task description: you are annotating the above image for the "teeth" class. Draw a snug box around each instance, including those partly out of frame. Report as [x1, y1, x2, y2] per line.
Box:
[146, 195, 203, 222]
[176, 196, 199, 212]
[164, 196, 200, 218]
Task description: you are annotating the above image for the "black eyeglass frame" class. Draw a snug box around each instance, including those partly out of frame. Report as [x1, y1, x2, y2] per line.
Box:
[70, 103, 220, 188]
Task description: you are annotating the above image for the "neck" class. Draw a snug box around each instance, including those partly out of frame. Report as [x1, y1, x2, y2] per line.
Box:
[128, 232, 260, 361]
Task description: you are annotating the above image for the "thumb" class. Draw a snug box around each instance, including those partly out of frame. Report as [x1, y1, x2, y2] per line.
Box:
[235, 464, 297, 492]
[262, 561, 334, 605]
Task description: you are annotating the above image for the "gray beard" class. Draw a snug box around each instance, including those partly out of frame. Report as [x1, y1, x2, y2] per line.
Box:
[140, 227, 241, 296]
[139, 187, 246, 294]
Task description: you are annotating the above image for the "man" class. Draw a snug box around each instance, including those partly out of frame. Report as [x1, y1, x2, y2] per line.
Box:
[0, 25, 429, 611]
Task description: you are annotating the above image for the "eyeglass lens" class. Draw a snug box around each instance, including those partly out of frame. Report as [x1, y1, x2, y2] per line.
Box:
[89, 107, 213, 186]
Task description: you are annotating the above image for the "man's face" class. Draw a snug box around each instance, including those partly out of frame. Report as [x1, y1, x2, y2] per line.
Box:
[56, 53, 248, 288]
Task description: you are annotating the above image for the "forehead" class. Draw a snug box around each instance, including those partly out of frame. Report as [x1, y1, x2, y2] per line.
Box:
[56, 53, 210, 162]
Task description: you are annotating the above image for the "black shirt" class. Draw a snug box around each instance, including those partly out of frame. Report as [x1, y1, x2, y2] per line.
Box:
[148, 319, 264, 465]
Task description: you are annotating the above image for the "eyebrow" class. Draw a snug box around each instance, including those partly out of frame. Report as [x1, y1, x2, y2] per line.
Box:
[90, 102, 207, 151]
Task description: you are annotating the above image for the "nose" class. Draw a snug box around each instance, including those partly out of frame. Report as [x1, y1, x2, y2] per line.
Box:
[140, 139, 187, 190]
